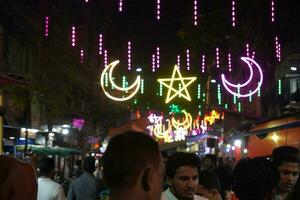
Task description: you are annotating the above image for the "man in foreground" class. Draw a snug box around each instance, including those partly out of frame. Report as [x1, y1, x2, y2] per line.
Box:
[102, 131, 164, 200]
[162, 152, 207, 200]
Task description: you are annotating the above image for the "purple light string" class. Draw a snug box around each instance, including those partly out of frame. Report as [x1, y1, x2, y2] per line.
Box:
[45, 16, 49, 37]
[246, 43, 250, 57]
[252, 51, 256, 59]
[71, 26, 76, 47]
[193, 0, 198, 26]
[152, 54, 156, 72]
[80, 49, 84, 63]
[216, 47, 220, 68]
[271, 0, 275, 22]
[177, 55, 181, 69]
[228, 53, 232, 72]
[157, 0, 160, 20]
[232, 0, 236, 27]
[201, 54, 206, 73]
[275, 36, 281, 62]
[128, 41, 131, 71]
[98, 34, 103, 55]
[119, 0, 123, 12]
[156, 47, 160, 69]
[104, 49, 108, 67]
[186, 49, 190, 70]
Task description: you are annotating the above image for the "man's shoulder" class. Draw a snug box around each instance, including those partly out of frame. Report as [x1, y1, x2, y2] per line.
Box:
[194, 194, 209, 200]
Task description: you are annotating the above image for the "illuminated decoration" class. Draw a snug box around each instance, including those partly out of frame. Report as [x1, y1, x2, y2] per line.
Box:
[98, 34, 103, 55]
[105, 73, 109, 87]
[228, 53, 232, 72]
[238, 102, 241, 112]
[271, 133, 279, 142]
[232, 0, 236, 27]
[85, 0, 89, 2]
[72, 118, 85, 130]
[100, 60, 141, 101]
[152, 54, 156, 72]
[186, 49, 190, 70]
[122, 76, 126, 89]
[197, 84, 201, 99]
[104, 49, 108, 67]
[156, 47, 160, 69]
[271, 0, 275, 22]
[171, 110, 192, 130]
[249, 90, 252, 102]
[119, 0, 123, 12]
[275, 36, 281, 62]
[141, 79, 144, 94]
[224, 104, 228, 109]
[216, 48, 220, 68]
[233, 94, 237, 104]
[159, 82, 163, 96]
[169, 104, 181, 113]
[128, 41, 131, 70]
[252, 51, 256, 59]
[201, 54, 205, 73]
[157, 0, 160, 20]
[246, 43, 250, 57]
[194, 0, 198, 26]
[278, 79, 282, 95]
[71, 26, 76, 47]
[44, 16, 49, 37]
[221, 57, 263, 98]
[157, 65, 197, 103]
[204, 110, 220, 125]
[177, 55, 181, 69]
[258, 87, 261, 97]
[148, 113, 163, 124]
[217, 84, 221, 105]
[80, 49, 84, 63]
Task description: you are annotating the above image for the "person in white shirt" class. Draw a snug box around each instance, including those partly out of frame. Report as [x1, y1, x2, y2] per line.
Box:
[37, 157, 66, 200]
[162, 152, 207, 200]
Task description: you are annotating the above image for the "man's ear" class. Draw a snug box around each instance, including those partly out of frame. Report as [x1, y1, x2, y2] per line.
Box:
[141, 167, 151, 192]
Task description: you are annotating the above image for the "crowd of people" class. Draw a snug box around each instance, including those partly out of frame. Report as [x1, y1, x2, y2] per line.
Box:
[0, 130, 299, 200]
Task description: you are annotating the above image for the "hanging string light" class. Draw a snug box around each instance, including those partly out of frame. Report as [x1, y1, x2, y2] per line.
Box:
[104, 49, 108, 67]
[228, 53, 232, 72]
[201, 54, 205, 73]
[141, 79, 144, 94]
[249, 90, 252, 102]
[177, 55, 181, 69]
[194, 0, 198, 26]
[271, 0, 275, 22]
[186, 49, 190, 70]
[278, 79, 282, 95]
[156, 47, 160, 69]
[197, 84, 201, 99]
[159, 82, 163, 96]
[128, 41, 132, 70]
[157, 0, 160, 20]
[80, 49, 84, 63]
[252, 51, 256, 59]
[217, 84, 222, 105]
[98, 34, 103, 55]
[119, 0, 123, 12]
[44, 16, 49, 37]
[275, 36, 281, 62]
[246, 43, 250, 57]
[232, 0, 236, 27]
[71, 26, 76, 47]
[152, 54, 156, 72]
[216, 47, 220, 68]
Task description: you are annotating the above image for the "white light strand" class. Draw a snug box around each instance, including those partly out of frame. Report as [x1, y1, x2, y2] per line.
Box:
[246, 43, 250, 57]
[156, 47, 160, 69]
[186, 49, 190, 70]
[104, 49, 108, 67]
[201, 54, 205, 73]
[271, 0, 275, 22]
[45, 16, 49, 37]
[98, 34, 103, 55]
[119, 0, 123, 12]
[152, 54, 156, 72]
[177, 55, 181, 69]
[275, 36, 281, 62]
[128, 41, 131, 71]
[194, 0, 198, 26]
[157, 0, 160, 20]
[80, 49, 84, 63]
[216, 47, 220, 68]
[232, 0, 236, 27]
[71, 26, 76, 47]
[228, 53, 232, 72]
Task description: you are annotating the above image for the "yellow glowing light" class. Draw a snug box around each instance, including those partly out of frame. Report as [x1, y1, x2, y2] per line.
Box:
[271, 133, 279, 142]
[157, 65, 197, 103]
[100, 60, 141, 101]
[171, 110, 193, 130]
[204, 110, 220, 125]
[153, 122, 173, 143]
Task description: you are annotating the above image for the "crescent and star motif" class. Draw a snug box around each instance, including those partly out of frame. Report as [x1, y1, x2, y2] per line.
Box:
[221, 57, 263, 98]
[100, 60, 141, 101]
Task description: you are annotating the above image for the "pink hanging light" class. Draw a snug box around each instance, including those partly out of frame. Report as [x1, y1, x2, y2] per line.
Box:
[152, 54, 156, 72]
[228, 53, 232, 72]
[80, 49, 84, 63]
[252, 51, 256, 59]
[201, 54, 205, 73]
[186, 49, 190, 70]
[156, 47, 160, 69]
[128, 41, 131, 70]
[98, 34, 103, 55]
[271, 0, 275, 22]
[216, 47, 220, 68]
[157, 0, 160, 20]
[193, 0, 198, 26]
[275, 36, 281, 62]
[177, 54, 181, 69]
[232, 0, 236, 27]
[246, 43, 250, 57]
[119, 0, 123, 12]
[71, 26, 76, 47]
[44, 16, 49, 37]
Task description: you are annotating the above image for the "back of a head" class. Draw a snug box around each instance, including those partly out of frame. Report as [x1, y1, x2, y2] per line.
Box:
[102, 131, 160, 189]
[272, 146, 299, 167]
[233, 157, 276, 200]
[198, 170, 221, 192]
[83, 156, 96, 174]
[166, 152, 201, 179]
[38, 157, 55, 177]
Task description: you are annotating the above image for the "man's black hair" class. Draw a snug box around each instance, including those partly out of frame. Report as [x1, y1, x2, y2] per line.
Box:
[272, 146, 299, 164]
[102, 131, 160, 189]
[165, 152, 201, 179]
[83, 156, 96, 174]
[38, 157, 55, 176]
[198, 170, 221, 192]
[233, 157, 276, 200]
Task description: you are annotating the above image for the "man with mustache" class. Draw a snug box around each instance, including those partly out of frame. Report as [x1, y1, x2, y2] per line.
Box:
[162, 152, 207, 200]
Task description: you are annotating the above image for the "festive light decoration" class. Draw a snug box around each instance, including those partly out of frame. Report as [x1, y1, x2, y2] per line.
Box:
[141, 79, 144, 94]
[194, 0, 198, 26]
[157, 0, 160, 20]
[216, 48, 220, 68]
[238, 102, 242, 112]
[171, 110, 193, 130]
[186, 49, 190, 70]
[246, 43, 250, 57]
[80, 49, 84, 63]
[156, 47, 160, 69]
[275, 36, 281, 62]
[252, 51, 256, 59]
[159, 82, 163, 96]
[278, 79, 282, 95]
[128, 41, 131, 70]
[249, 90, 252, 102]
[271, 0, 275, 22]
[197, 84, 201, 99]
[71, 26, 76, 47]
[152, 54, 156, 72]
[169, 104, 181, 113]
[98, 34, 103, 55]
[44, 16, 49, 37]
[221, 57, 263, 98]
[217, 84, 221, 105]
[100, 60, 141, 101]
[157, 65, 197, 103]
[228, 53, 232, 72]
[177, 55, 181, 69]
[119, 0, 123, 12]
[204, 110, 220, 125]
[104, 49, 108, 67]
[232, 0, 236, 27]
[201, 54, 206, 73]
